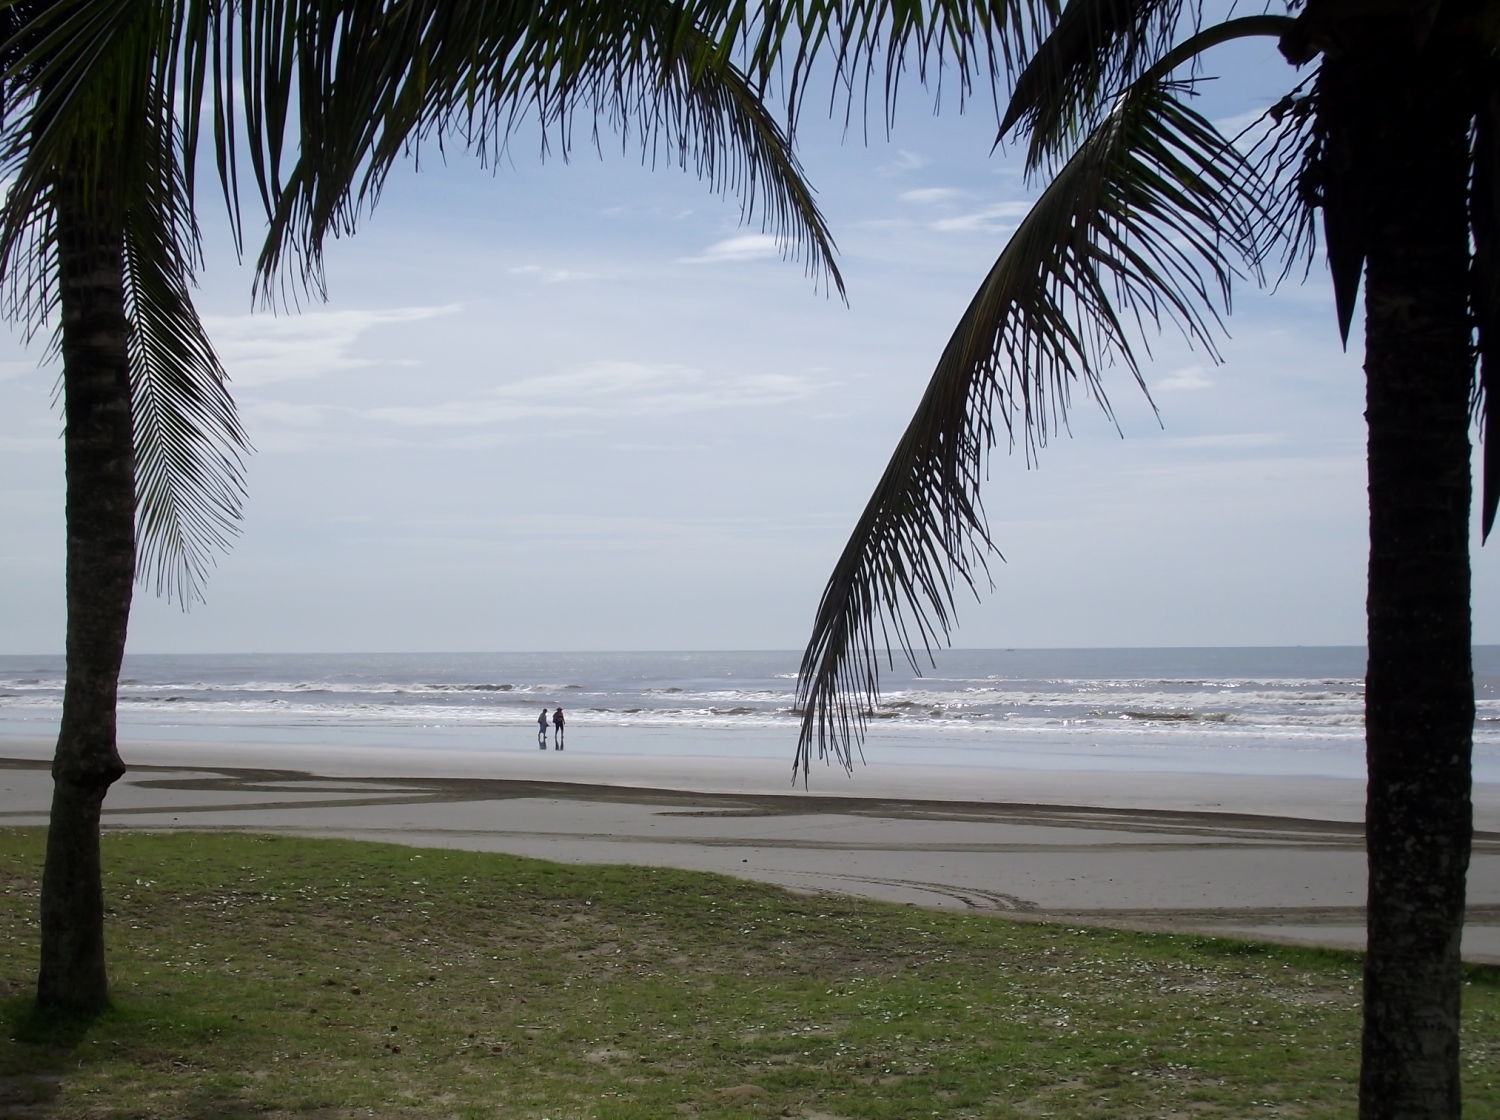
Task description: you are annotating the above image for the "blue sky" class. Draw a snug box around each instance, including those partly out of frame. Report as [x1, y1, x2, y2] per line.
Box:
[2, 31, 1496, 653]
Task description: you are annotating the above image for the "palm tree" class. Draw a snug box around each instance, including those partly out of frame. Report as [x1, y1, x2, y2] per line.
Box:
[791, 3, 1494, 1117]
[0, 0, 249, 1013]
[0, 0, 839, 1015]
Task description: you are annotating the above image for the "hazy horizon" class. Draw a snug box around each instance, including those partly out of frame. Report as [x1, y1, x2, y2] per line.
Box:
[2, 649, 1496, 785]
[7, 643, 1500, 658]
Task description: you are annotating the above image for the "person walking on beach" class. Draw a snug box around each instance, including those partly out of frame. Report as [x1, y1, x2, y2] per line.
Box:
[552, 707, 565, 750]
[537, 708, 549, 749]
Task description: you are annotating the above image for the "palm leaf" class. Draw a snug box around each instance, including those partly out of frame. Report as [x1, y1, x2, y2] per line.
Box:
[124, 225, 248, 605]
[1300, 57, 1365, 345]
[793, 77, 1266, 779]
[5, 0, 850, 603]
[1473, 67, 1500, 541]
[999, 0, 1182, 164]
[1001, 7, 1298, 171]
[234, 0, 1058, 299]
[122, 126, 247, 605]
[241, 0, 844, 303]
[0, 0, 154, 336]
[0, 0, 245, 603]
[757, 0, 1049, 133]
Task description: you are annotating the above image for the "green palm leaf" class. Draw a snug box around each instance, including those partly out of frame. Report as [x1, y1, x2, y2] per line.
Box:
[793, 77, 1265, 778]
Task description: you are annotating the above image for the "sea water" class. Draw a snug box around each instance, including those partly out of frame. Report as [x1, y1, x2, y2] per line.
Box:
[1, 648, 1497, 782]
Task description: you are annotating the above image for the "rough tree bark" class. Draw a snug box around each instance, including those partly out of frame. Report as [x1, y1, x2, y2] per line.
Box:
[1355, 19, 1475, 1120]
[35, 183, 133, 1014]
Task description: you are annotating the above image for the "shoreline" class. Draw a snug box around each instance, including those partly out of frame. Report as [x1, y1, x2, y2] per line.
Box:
[12, 732, 1500, 826]
[2, 737, 1499, 964]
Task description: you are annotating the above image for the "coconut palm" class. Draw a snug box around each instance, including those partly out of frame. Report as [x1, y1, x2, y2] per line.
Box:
[0, 0, 840, 1014]
[792, 2, 1494, 1116]
[0, 0, 250, 1014]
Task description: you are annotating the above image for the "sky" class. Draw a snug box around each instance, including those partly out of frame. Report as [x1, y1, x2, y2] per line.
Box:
[2, 31, 1497, 654]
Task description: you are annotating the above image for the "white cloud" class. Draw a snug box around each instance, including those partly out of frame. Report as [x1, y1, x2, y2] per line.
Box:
[1214, 106, 1280, 152]
[203, 305, 460, 387]
[364, 360, 815, 427]
[508, 265, 596, 283]
[245, 401, 329, 428]
[899, 187, 966, 204]
[931, 201, 1032, 233]
[609, 442, 709, 453]
[879, 150, 929, 176]
[1162, 432, 1284, 449]
[1155, 365, 1214, 392]
[1214, 107, 1270, 136]
[0, 436, 54, 452]
[0, 359, 44, 384]
[680, 235, 782, 264]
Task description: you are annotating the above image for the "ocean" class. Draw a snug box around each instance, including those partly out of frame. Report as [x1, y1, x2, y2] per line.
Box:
[1, 648, 1497, 782]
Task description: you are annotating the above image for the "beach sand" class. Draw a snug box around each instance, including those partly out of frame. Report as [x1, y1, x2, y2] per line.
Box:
[2, 735, 1497, 964]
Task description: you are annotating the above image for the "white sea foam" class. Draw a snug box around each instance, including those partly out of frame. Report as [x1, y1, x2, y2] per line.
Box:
[2, 649, 1497, 781]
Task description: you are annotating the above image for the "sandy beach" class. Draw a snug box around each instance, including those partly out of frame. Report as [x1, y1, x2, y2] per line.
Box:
[2, 734, 1497, 964]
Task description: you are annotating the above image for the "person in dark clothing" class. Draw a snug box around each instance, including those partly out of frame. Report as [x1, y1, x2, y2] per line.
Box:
[537, 708, 549, 749]
[552, 707, 565, 750]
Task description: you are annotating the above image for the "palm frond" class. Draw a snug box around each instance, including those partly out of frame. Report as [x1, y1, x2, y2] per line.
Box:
[1247, 52, 1375, 348]
[0, 0, 246, 603]
[1300, 56, 1365, 345]
[122, 136, 247, 606]
[245, 0, 844, 304]
[0, 0, 156, 337]
[759, 0, 1049, 134]
[794, 78, 1266, 779]
[634, 24, 847, 296]
[124, 229, 248, 606]
[0, 165, 56, 337]
[1001, 8, 1299, 173]
[999, 0, 1183, 164]
[1473, 68, 1500, 542]
[1242, 70, 1317, 283]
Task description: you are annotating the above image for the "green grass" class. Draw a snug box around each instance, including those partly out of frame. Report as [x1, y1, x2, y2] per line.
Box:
[0, 828, 1494, 1119]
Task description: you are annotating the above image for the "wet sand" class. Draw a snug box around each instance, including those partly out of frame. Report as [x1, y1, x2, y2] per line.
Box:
[2, 736, 1497, 964]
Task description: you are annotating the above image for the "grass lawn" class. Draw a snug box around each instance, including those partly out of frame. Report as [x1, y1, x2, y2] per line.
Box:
[0, 828, 1494, 1119]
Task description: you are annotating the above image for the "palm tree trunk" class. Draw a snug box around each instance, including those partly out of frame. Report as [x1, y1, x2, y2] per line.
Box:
[1356, 33, 1474, 1120]
[36, 185, 133, 1013]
